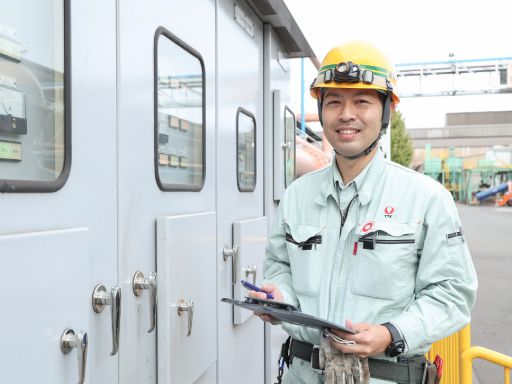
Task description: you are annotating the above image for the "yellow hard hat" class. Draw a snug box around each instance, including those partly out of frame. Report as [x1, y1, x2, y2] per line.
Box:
[310, 41, 400, 104]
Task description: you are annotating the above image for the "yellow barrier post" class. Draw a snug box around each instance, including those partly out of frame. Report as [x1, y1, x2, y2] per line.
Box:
[462, 346, 512, 384]
[429, 324, 512, 383]
[460, 325, 471, 383]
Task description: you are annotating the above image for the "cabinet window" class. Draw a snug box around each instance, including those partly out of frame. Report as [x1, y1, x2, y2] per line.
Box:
[155, 28, 205, 191]
[284, 106, 296, 187]
[0, 0, 70, 192]
[237, 108, 256, 192]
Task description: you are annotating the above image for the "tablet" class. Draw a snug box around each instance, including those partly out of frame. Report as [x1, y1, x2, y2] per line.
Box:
[221, 297, 356, 334]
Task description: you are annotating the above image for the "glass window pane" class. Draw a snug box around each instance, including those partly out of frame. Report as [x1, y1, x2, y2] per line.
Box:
[155, 29, 204, 191]
[284, 106, 296, 187]
[237, 108, 256, 192]
[0, 0, 69, 191]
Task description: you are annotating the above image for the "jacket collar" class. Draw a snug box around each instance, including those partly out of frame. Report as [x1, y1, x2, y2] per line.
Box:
[315, 150, 386, 207]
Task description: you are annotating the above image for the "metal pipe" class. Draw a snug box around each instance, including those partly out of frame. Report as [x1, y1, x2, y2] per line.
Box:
[476, 182, 508, 201]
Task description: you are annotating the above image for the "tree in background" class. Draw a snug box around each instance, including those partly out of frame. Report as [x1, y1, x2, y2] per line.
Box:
[390, 110, 413, 166]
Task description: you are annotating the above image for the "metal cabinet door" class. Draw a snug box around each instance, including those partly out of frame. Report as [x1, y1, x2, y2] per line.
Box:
[116, 1, 217, 383]
[0, 1, 118, 383]
[217, 1, 267, 383]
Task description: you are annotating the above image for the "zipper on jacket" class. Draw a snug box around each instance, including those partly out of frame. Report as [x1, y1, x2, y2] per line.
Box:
[447, 230, 463, 239]
[336, 199, 360, 325]
[359, 239, 415, 244]
[285, 233, 322, 250]
[339, 194, 358, 236]
[358, 237, 415, 250]
[284, 224, 326, 250]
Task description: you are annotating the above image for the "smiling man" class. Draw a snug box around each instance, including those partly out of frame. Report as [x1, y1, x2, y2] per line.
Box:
[252, 41, 478, 384]
[321, 87, 384, 184]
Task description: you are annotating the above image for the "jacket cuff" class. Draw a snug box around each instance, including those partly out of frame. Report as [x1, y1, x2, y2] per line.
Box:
[390, 313, 425, 354]
[389, 321, 409, 354]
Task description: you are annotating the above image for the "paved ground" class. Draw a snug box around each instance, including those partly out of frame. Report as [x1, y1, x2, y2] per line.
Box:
[457, 203, 512, 384]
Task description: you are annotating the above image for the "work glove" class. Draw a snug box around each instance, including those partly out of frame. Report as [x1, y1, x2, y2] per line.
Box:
[318, 336, 370, 384]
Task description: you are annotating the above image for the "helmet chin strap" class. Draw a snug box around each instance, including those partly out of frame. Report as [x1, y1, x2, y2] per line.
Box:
[319, 90, 392, 160]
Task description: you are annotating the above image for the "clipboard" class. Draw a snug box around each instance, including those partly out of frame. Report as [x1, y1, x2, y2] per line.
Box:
[221, 297, 356, 334]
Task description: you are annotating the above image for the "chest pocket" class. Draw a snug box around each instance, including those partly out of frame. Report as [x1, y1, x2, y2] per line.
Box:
[351, 221, 418, 300]
[285, 223, 326, 297]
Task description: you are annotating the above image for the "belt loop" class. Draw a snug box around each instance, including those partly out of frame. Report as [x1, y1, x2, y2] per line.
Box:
[408, 356, 427, 384]
[283, 337, 292, 367]
[310, 346, 323, 373]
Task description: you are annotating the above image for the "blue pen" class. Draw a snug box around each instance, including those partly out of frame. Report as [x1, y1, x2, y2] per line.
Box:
[241, 280, 275, 300]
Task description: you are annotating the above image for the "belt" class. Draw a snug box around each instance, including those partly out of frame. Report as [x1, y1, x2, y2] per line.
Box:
[290, 338, 426, 384]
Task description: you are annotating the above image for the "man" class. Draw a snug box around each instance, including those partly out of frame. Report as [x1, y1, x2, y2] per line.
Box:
[251, 41, 478, 383]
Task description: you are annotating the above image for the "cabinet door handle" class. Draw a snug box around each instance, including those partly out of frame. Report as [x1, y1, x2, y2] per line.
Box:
[244, 265, 257, 285]
[132, 271, 157, 333]
[92, 284, 121, 355]
[223, 244, 239, 285]
[60, 328, 88, 384]
[177, 298, 194, 336]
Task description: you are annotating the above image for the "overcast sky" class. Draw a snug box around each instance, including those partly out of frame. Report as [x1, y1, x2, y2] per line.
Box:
[284, 0, 512, 129]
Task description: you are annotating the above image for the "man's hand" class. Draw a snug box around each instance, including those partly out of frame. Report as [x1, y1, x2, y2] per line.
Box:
[248, 283, 284, 301]
[248, 283, 284, 325]
[328, 319, 392, 358]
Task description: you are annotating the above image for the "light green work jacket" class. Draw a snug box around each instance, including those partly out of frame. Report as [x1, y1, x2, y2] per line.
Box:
[264, 151, 477, 379]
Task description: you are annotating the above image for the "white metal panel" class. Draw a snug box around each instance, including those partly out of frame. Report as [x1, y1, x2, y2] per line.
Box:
[264, 26, 293, 203]
[116, 1, 216, 383]
[273, 89, 286, 201]
[0, 0, 118, 382]
[217, 1, 265, 383]
[0, 228, 90, 383]
[263, 24, 294, 384]
[157, 212, 217, 384]
[233, 216, 268, 324]
[71, 1, 119, 382]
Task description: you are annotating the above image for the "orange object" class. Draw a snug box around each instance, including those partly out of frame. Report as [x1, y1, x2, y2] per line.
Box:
[497, 181, 512, 207]
[497, 192, 512, 207]
[296, 135, 331, 176]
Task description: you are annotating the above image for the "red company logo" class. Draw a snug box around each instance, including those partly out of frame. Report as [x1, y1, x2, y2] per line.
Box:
[362, 220, 375, 233]
[384, 206, 395, 217]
